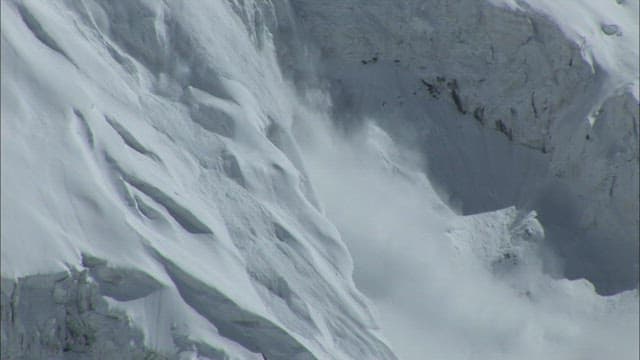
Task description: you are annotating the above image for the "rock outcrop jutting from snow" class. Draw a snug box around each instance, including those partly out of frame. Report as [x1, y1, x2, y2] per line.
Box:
[1, 0, 638, 359]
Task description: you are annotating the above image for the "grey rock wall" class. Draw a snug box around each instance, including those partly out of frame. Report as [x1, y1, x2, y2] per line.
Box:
[278, 0, 639, 294]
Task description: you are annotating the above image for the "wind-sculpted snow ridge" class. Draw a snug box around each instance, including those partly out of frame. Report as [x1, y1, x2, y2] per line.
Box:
[1, 0, 395, 358]
[1, 0, 638, 359]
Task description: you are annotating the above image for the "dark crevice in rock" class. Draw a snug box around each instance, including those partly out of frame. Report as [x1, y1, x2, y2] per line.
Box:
[421, 79, 441, 99]
[495, 119, 513, 141]
[473, 106, 485, 124]
[447, 80, 466, 114]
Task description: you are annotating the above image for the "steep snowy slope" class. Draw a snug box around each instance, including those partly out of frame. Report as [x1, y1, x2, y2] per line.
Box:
[1, 0, 638, 359]
[1, 0, 394, 358]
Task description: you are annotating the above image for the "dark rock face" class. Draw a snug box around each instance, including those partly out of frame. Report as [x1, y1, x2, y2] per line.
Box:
[280, 0, 639, 294]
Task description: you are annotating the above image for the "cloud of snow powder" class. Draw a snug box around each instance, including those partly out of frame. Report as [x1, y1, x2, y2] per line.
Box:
[292, 90, 639, 360]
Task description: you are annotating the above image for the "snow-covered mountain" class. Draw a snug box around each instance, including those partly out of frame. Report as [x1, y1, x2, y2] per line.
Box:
[1, 0, 638, 359]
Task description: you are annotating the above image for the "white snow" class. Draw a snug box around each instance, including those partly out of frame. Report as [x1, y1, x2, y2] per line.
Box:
[2, 0, 393, 358]
[1, 0, 638, 359]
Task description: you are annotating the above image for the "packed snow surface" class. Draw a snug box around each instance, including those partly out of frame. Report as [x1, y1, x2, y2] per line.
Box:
[1, 0, 638, 359]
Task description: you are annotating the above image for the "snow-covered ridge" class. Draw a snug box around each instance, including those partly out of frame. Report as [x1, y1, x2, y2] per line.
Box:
[1, 0, 638, 359]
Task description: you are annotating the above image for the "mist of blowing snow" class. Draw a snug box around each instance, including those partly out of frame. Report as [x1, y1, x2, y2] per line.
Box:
[291, 90, 639, 360]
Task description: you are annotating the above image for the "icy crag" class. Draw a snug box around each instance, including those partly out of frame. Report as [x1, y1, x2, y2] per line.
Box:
[1, 271, 162, 360]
